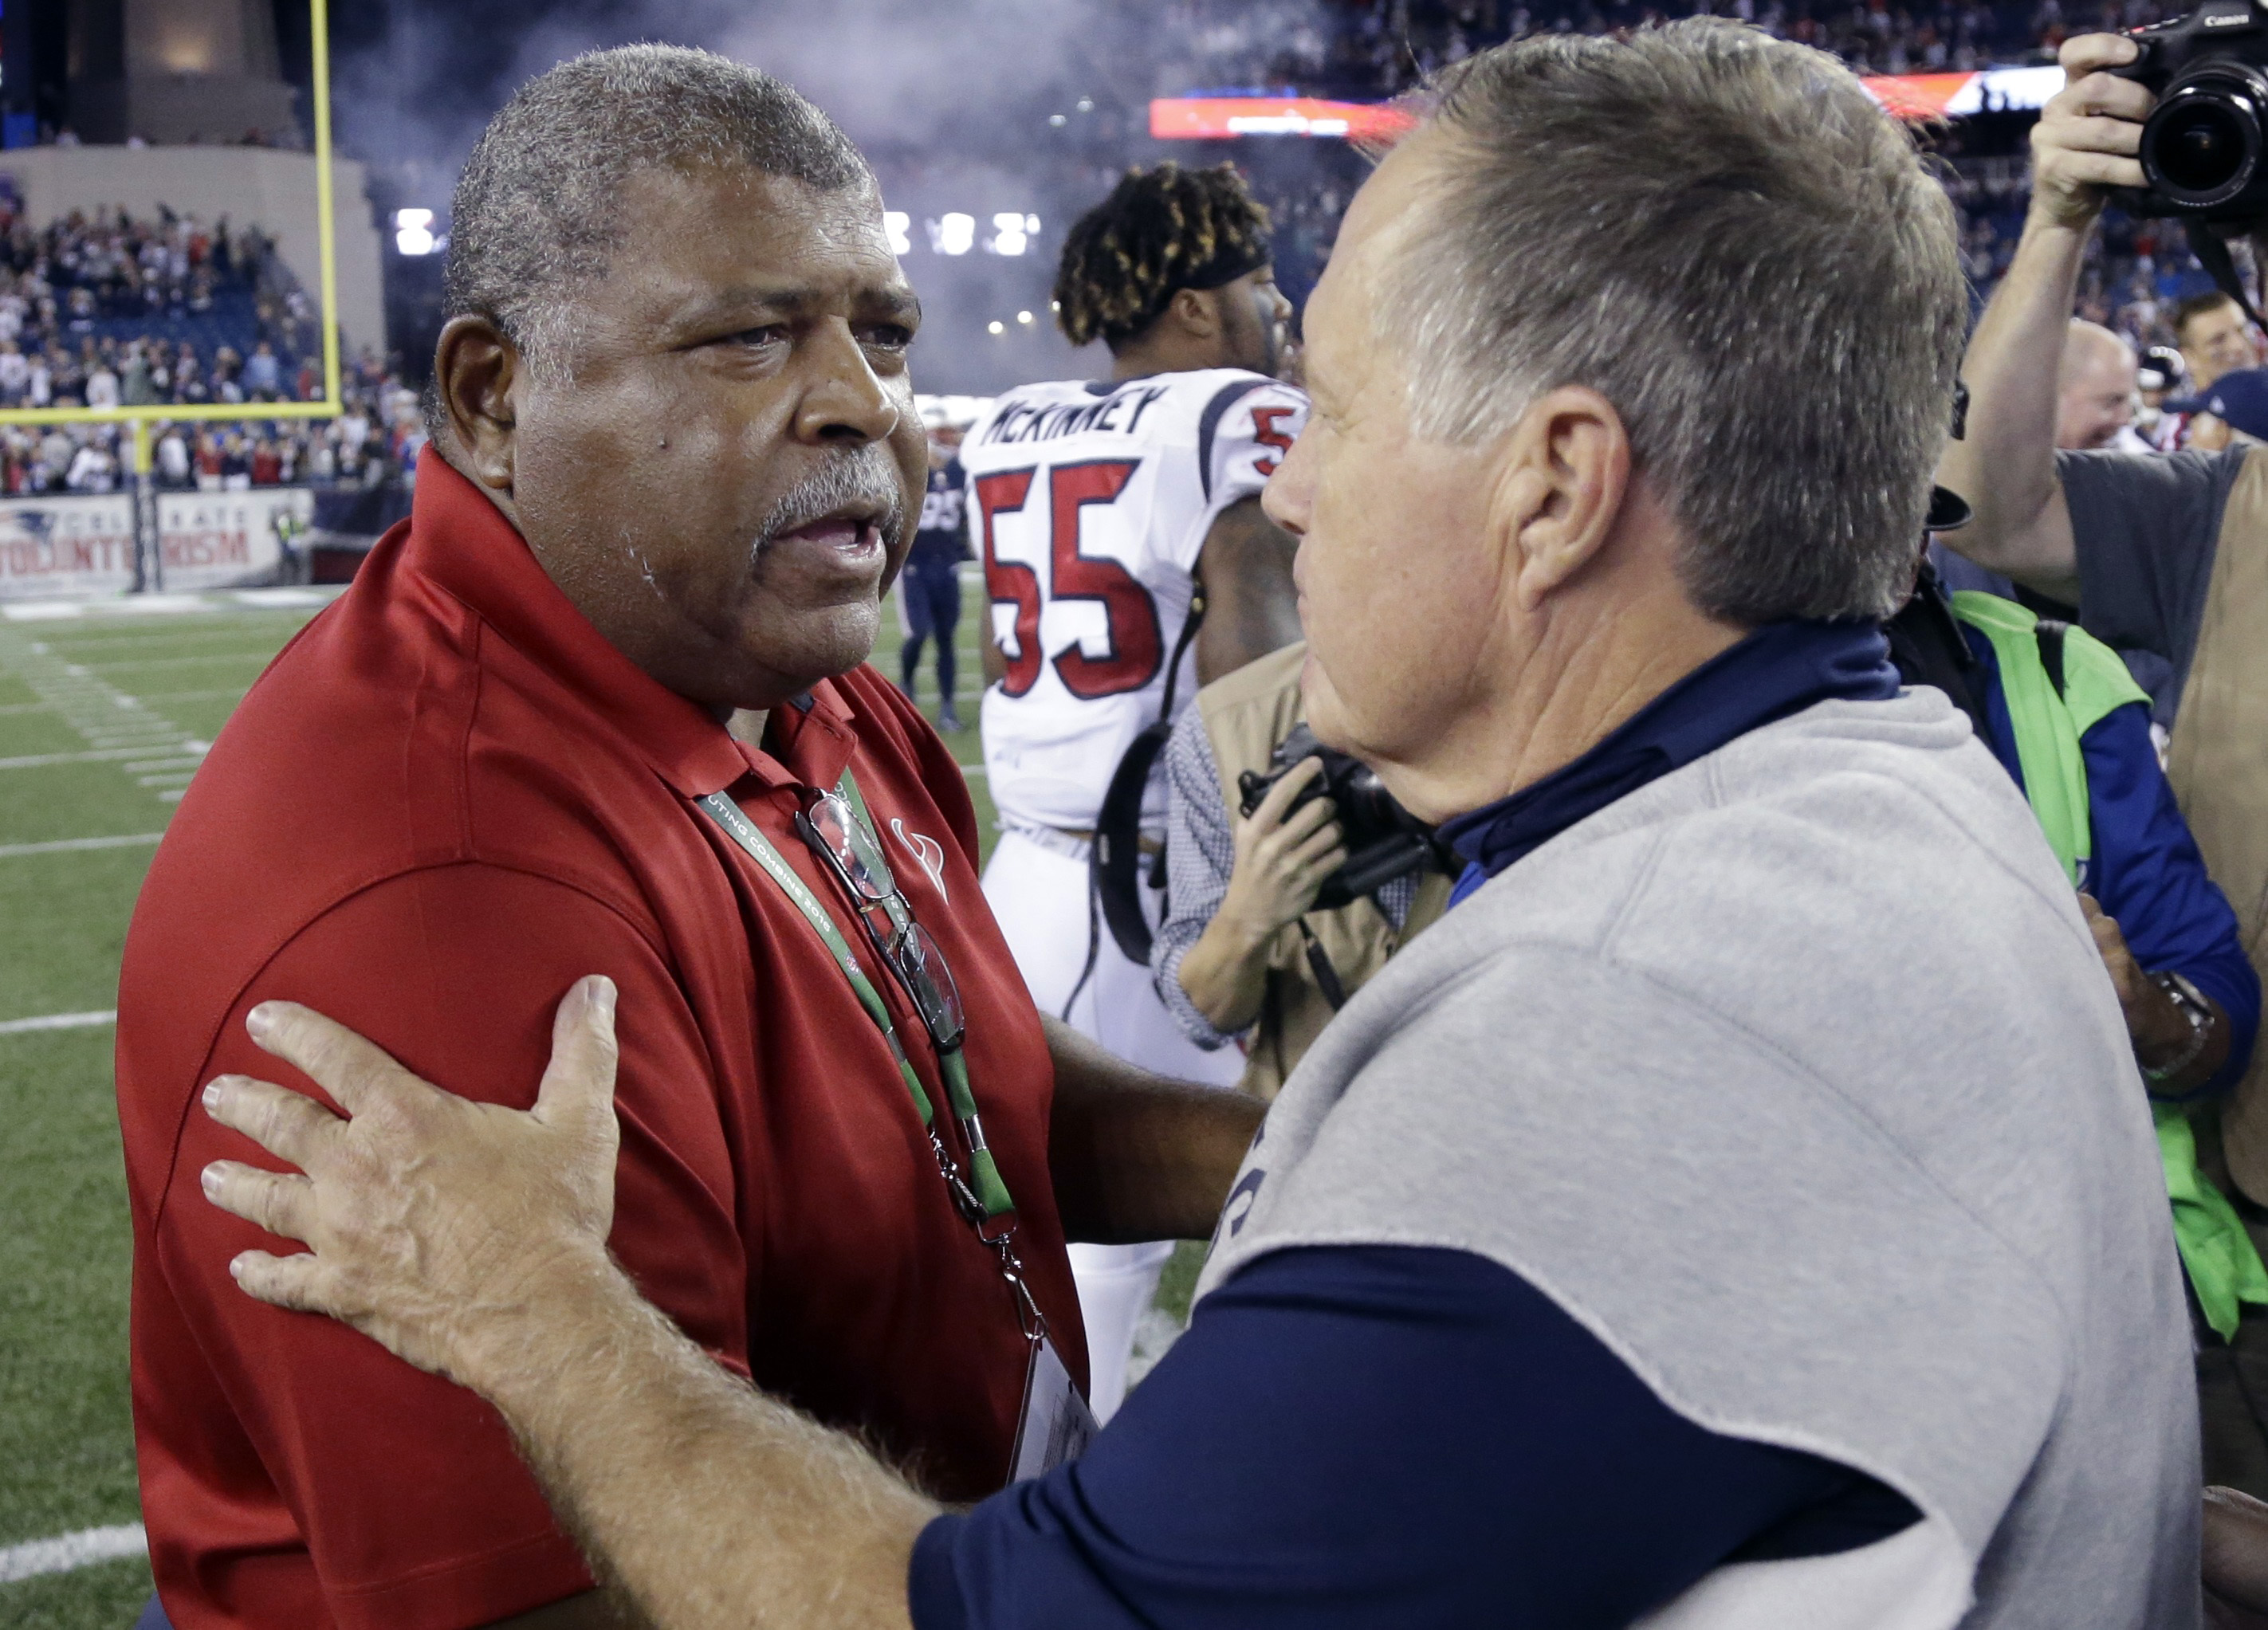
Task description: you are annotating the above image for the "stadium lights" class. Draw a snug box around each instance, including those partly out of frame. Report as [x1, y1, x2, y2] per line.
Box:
[930, 213, 976, 256]
[989, 320, 1005, 335]
[902, 211, 1040, 256]
[394, 208, 438, 256]
[1016, 310, 1034, 325]
[990, 212, 1038, 256]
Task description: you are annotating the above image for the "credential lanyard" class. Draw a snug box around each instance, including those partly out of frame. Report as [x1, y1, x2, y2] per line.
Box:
[694, 779, 1047, 1337]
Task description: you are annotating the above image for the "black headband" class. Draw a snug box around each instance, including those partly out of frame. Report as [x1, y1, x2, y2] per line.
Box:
[1103, 234, 1276, 346]
[1175, 234, 1274, 295]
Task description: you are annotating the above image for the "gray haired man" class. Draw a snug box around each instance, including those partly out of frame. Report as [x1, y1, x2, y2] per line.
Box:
[195, 22, 2197, 1628]
[119, 42, 1267, 1630]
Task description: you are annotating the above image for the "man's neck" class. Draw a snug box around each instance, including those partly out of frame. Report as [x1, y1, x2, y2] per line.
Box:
[434, 453, 812, 728]
[726, 709, 769, 748]
[1395, 585, 1746, 823]
[1110, 336, 1227, 380]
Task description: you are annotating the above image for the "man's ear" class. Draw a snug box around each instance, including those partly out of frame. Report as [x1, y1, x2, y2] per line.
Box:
[1491, 386, 1633, 615]
[434, 316, 521, 493]
[1167, 285, 1223, 342]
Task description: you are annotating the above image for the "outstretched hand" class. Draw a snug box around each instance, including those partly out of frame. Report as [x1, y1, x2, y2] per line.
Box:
[198, 976, 624, 1390]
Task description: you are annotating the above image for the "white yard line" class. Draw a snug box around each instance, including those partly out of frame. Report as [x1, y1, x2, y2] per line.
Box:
[0, 586, 340, 624]
[107, 595, 217, 617]
[0, 832, 163, 858]
[0, 1010, 117, 1035]
[0, 746, 204, 771]
[127, 687, 250, 705]
[0, 629, 210, 806]
[55, 653, 271, 674]
[0, 1522, 147, 1583]
[37, 630, 277, 656]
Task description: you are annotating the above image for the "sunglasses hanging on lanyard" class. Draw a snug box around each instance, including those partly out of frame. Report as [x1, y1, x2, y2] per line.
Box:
[696, 773, 1098, 1481]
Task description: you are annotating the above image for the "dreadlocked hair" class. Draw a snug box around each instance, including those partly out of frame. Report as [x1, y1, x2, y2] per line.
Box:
[1054, 162, 1272, 350]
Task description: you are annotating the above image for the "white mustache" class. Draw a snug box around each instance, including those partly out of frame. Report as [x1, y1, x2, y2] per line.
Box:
[757, 446, 908, 552]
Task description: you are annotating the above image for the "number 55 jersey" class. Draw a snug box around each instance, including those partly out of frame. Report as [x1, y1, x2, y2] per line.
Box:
[964, 368, 1309, 835]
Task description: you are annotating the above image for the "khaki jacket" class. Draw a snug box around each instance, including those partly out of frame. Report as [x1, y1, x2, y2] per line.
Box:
[2174, 456, 2268, 1199]
[1194, 642, 1449, 1099]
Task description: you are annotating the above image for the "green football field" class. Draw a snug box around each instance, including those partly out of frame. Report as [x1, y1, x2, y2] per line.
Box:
[0, 568, 1225, 1627]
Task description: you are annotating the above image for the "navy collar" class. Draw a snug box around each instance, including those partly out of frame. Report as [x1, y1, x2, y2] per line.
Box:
[1439, 619, 1900, 903]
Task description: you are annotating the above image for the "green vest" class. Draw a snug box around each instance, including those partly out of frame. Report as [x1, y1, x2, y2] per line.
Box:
[1953, 591, 2268, 1340]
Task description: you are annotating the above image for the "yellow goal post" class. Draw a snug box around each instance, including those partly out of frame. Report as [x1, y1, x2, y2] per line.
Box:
[0, 0, 344, 477]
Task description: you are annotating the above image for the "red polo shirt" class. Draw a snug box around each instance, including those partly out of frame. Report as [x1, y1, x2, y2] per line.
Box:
[116, 453, 1084, 1630]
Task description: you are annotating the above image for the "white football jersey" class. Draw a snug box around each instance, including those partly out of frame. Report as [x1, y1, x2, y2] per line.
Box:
[965, 368, 1309, 832]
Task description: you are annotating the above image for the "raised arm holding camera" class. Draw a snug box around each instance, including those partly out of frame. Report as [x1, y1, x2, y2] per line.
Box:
[1940, 14, 2268, 1497]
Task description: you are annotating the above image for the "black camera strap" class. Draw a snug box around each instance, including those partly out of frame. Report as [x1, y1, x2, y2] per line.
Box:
[1078, 584, 1209, 998]
[1295, 918, 1351, 1011]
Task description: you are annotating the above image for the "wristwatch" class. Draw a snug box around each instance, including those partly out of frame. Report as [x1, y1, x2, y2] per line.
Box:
[2144, 971, 2216, 1085]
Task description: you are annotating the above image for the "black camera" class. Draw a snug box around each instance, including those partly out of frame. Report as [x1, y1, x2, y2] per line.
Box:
[1236, 724, 1445, 911]
[2110, 2, 2268, 224]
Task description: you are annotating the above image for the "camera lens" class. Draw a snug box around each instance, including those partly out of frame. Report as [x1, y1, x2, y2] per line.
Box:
[2144, 79, 2266, 208]
[2161, 101, 2252, 193]
[1337, 764, 1405, 835]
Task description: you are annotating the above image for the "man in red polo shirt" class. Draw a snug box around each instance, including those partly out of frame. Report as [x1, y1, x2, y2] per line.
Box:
[115, 45, 1258, 1630]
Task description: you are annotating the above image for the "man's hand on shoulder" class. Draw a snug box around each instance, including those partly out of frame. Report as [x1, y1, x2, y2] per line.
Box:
[200, 980, 932, 1630]
[198, 976, 627, 1398]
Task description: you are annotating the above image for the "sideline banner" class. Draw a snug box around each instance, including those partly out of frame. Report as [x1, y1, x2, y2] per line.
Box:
[1147, 65, 2062, 139]
[0, 494, 137, 599]
[158, 489, 312, 592]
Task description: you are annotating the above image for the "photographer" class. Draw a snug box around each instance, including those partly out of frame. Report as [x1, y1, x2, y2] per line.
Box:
[1152, 640, 1449, 1098]
[1938, 22, 2268, 1395]
[1898, 503, 2268, 1487]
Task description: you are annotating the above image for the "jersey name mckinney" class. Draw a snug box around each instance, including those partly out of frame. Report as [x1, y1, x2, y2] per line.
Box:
[980, 383, 1173, 446]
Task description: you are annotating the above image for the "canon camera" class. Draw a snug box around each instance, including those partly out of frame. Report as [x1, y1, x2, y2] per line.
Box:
[1236, 724, 1445, 911]
[2111, 0, 2268, 226]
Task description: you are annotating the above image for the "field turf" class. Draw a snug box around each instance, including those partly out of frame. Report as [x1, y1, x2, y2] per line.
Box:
[0, 571, 1197, 1626]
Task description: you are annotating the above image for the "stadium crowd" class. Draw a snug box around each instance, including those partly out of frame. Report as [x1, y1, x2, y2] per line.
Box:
[1158, 0, 2188, 88]
[0, 375, 423, 498]
[0, 201, 323, 402]
[0, 196, 424, 500]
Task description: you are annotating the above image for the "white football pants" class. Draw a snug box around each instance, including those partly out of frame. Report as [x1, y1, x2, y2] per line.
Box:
[981, 827, 1243, 1421]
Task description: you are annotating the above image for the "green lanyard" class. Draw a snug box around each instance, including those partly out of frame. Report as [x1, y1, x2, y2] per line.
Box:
[694, 776, 1017, 1228]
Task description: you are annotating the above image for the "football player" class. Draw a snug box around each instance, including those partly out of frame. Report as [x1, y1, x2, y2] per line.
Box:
[902, 404, 973, 731]
[963, 162, 1308, 1420]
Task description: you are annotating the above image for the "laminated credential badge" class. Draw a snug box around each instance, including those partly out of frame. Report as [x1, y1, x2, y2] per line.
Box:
[1008, 1334, 1099, 1481]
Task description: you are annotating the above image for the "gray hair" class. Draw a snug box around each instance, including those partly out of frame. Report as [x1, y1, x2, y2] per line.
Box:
[445, 45, 870, 389]
[1378, 21, 1967, 622]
